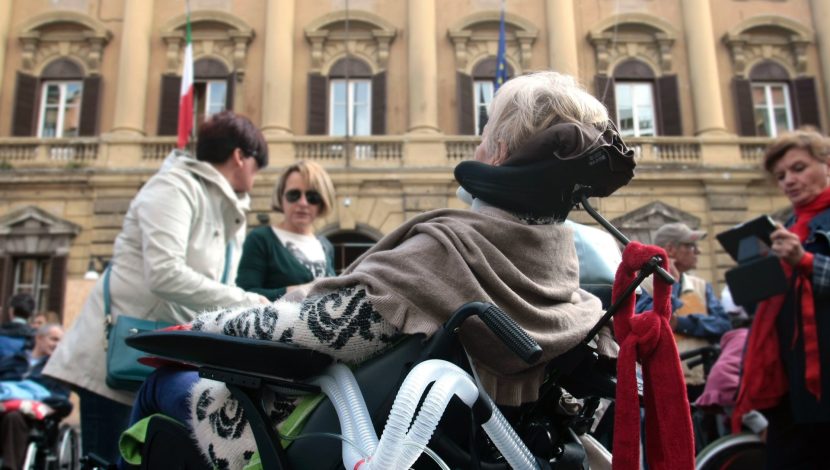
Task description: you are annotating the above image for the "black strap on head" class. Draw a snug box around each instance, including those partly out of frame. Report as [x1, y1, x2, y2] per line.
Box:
[454, 121, 635, 220]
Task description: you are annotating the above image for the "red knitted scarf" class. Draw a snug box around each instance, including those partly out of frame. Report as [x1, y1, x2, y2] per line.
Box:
[612, 242, 694, 470]
[732, 187, 830, 432]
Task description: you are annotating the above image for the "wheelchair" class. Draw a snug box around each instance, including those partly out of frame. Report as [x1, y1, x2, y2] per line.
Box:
[72, 189, 672, 470]
[124, 299, 619, 470]
[12, 397, 80, 470]
[678, 345, 766, 470]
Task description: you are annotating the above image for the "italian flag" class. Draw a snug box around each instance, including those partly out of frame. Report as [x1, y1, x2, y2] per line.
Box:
[177, 8, 194, 149]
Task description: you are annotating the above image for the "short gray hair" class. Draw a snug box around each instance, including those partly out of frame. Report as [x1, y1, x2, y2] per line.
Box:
[482, 71, 609, 160]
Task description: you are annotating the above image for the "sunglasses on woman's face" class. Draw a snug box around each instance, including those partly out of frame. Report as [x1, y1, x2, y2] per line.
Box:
[284, 189, 323, 205]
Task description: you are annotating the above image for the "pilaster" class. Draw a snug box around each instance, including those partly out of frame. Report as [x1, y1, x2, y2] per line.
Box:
[407, 0, 440, 133]
[111, 0, 154, 136]
[680, 0, 729, 136]
[262, 0, 295, 136]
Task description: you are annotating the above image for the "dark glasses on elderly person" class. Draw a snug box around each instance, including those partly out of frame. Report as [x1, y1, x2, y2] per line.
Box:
[284, 189, 323, 205]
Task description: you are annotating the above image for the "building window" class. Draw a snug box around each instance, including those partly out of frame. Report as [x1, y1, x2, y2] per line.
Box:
[12, 257, 51, 313]
[37, 81, 83, 138]
[329, 79, 371, 137]
[751, 82, 793, 137]
[474, 80, 494, 136]
[326, 231, 377, 274]
[194, 80, 227, 125]
[615, 82, 656, 137]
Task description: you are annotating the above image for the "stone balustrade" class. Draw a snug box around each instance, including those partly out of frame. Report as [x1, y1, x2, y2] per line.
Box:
[0, 135, 774, 170]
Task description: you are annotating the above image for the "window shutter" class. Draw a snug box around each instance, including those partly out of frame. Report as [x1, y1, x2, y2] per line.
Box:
[732, 78, 755, 136]
[79, 75, 102, 136]
[11, 72, 38, 136]
[157, 74, 181, 136]
[371, 71, 386, 135]
[47, 256, 67, 318]
[457, 72, 474, 135]
[792, 77, 821, 129]
[307, 73, 328, 135]
[226, 71, 237, 111]
[657, 75, 682, 136]
[594, 75, 617, 124]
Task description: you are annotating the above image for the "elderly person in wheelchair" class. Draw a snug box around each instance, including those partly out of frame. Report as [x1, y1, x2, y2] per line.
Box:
[124, 71, 636, 470]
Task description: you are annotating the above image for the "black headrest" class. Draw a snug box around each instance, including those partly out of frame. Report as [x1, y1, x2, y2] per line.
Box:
[454, 121, 635, 219]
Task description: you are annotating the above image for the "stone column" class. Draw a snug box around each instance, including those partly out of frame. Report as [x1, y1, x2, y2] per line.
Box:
[0, 1, 13, 105]
[545, 0, 579, 77]
[407, 0, 439, 133]
[111, 0, 154, 135]
[261, 0, 295, 136]
[811, 0, 830, 125]
[680, 0, 728, 136]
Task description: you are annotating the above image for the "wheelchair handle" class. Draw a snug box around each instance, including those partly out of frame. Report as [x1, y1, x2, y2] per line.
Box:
[448, 302, 543, 365]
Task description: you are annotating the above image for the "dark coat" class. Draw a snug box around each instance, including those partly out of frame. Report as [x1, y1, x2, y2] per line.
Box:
[778, 208, 830, 423]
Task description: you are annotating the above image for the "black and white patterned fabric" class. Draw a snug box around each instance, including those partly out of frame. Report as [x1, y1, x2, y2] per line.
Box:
[189, 285, 399, 469]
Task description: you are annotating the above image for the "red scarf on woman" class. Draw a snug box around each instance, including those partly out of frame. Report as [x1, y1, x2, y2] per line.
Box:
[732, 187, 830, 432]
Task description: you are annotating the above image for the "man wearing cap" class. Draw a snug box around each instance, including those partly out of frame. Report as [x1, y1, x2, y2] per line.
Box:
[636, 222, 730, 399]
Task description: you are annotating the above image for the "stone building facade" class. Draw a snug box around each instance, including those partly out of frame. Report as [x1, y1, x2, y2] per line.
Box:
[0, 0, 827, 320]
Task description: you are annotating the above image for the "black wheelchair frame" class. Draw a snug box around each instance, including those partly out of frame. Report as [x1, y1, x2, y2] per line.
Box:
[18, 397, 80, 470]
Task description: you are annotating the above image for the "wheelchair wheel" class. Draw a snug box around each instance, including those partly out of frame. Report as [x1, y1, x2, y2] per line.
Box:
[695, 433, 765, 470]
[22, 440, 39, 470]
[55, 425, 80, 470]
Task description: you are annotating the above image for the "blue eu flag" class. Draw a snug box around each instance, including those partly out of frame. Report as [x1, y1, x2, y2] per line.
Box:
[494, 4, 508, 92]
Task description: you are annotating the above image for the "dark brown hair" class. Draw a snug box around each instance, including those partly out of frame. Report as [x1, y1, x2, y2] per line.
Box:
[763, 128, 830, 174]
[196, 111, 268, 169]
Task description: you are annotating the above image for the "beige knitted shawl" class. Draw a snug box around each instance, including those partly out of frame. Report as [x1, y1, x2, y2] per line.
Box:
[312, 204, 607, 406]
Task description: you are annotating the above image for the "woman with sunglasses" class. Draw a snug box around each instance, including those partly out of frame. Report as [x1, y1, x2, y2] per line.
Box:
[236, 160, 337, 301]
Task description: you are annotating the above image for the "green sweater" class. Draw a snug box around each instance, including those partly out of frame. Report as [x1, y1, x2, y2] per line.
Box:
[236, 225, 335, 301]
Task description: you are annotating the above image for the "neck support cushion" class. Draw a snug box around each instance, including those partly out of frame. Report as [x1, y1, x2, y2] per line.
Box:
[454, 121, 636, 220]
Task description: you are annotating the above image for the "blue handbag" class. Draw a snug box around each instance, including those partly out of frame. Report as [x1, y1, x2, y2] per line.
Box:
[104, 243, 232, 391]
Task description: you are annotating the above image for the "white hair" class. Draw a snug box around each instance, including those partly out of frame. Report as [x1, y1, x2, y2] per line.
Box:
[482, 71, 610, 160]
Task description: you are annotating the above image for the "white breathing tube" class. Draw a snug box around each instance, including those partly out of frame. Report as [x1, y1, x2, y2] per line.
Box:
[313, 360, 540, 470]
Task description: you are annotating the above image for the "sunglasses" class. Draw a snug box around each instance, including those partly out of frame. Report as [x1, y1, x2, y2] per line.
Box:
[284, 189, 323, 205]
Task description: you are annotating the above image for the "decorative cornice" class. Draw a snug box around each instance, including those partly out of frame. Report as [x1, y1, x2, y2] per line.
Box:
[723, 15, 814, 77]
[304, 10, 397, 72]
[160, 10, 254, 78]
[588, 13, 677, 75]
[447, 11, 538, 72]
[17, 11, 112, 75]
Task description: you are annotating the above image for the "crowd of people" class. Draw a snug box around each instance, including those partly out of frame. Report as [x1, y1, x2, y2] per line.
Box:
[2, 71, 828, 470]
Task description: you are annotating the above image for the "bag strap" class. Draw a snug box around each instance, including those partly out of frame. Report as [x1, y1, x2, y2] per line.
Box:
[220, 242, 232, 285]
[103, 265, 114, 338]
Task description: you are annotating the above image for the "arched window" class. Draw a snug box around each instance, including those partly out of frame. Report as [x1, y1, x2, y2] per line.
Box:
[328, 57, 373, 137]
[613, 59, 657, 138]
[748, 61, 794, 137]
[37, 59, 84, 138]
[325, 230, 378, 274]
[193, 58, 232, 124]
[469, 58, 514, 136]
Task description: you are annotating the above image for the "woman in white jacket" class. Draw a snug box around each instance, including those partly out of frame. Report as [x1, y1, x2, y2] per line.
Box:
[44, 111, 269, 463]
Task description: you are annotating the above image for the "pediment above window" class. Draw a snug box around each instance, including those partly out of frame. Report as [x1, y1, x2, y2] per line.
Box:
[610, 201, 700, 245]
[447, 11, 537, 72]
[588, 13, 677, 75]
[160, 10, 254, 78]
[0, 206, 80, 255]
[723, 15, 813, 77]
[17, 11, 112, 74]
[304, 10, 397, 72]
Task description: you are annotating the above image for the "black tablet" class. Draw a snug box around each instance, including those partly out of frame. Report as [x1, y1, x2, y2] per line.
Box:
[716, 215, 777, 262]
